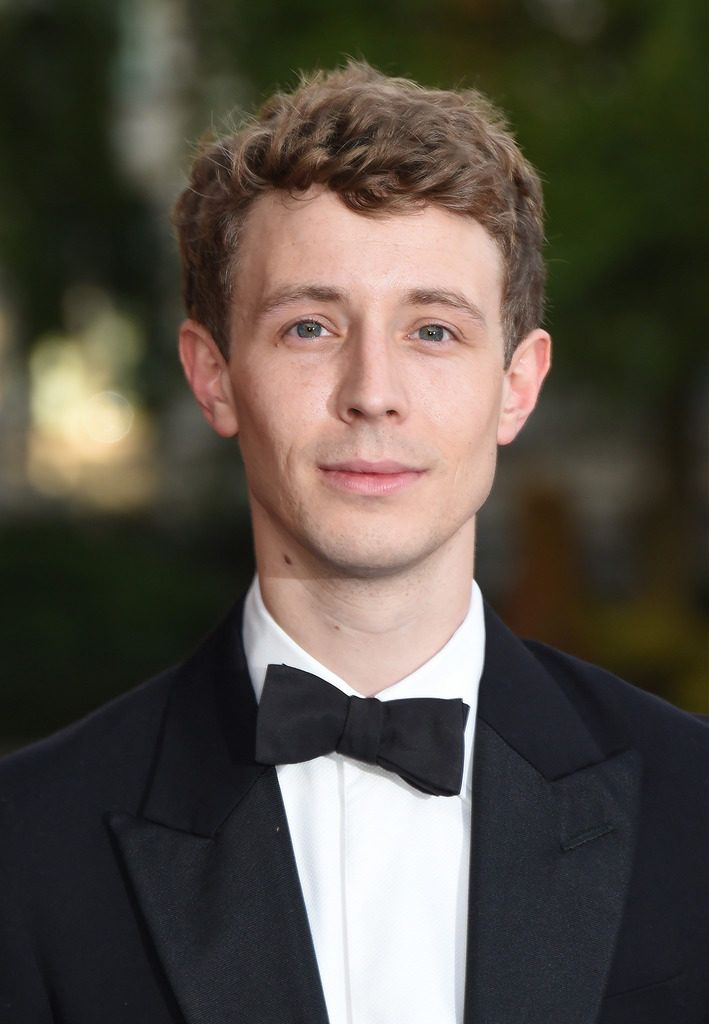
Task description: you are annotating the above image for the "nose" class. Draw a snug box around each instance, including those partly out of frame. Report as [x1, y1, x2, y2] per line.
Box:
[334, 329, 409, 424]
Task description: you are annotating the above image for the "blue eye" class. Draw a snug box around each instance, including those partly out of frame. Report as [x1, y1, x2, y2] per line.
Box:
[416, 324, 449, 343]
[294, 320, 325, 338]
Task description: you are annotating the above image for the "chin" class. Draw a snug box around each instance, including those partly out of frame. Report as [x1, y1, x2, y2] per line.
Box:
[300, 529, 450, 581]
[318, 558, 415, 582]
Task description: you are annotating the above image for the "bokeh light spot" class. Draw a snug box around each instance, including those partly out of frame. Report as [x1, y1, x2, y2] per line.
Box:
[81, 391, 135, 444]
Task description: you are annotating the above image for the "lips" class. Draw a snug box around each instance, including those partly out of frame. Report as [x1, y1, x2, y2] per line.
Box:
[321, 459, 420, 474]
[318, 459, 426, 495]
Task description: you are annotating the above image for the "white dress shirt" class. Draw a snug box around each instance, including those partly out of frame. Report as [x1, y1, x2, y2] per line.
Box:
[243, 578, 485, 1024]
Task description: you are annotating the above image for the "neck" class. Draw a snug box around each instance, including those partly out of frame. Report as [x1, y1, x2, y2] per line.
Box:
[254, 527, 476, 696]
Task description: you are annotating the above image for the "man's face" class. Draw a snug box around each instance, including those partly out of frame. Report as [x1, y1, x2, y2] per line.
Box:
[185, 188, 549, 579]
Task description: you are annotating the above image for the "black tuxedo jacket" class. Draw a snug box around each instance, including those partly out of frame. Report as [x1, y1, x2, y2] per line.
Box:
[1, 599, 707, 1024]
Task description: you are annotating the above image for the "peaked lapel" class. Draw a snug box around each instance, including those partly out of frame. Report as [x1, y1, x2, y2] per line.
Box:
[464, 606, 642, 1024]
[108, 601, 329, 1024]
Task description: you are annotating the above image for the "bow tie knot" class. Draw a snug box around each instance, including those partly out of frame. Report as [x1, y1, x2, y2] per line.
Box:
[338, 694, 384, 765]
[255, 664, 469, 797]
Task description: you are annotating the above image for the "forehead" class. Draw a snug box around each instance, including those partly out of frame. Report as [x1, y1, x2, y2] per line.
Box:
[232, 188, 504, 315]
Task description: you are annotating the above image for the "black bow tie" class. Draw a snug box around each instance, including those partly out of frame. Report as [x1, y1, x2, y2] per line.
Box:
[255, 664, 470, 797]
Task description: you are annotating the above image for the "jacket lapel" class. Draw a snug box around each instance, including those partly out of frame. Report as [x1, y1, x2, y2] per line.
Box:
[108, 601, 329, 1024]
[109, 594, 642, 1024]
[464, 607, 642, 1024]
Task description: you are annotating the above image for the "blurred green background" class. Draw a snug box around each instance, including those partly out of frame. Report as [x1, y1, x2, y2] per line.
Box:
[0, 0, 707, 747]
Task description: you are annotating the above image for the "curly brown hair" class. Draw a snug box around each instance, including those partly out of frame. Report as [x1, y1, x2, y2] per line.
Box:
[173, 61, 546, 365]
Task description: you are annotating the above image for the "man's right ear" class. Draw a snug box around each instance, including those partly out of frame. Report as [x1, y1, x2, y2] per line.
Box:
[178, 320, 239, 438]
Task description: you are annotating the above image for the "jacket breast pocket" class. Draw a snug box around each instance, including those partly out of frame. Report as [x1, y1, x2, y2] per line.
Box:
[600, 972, 692, 1024]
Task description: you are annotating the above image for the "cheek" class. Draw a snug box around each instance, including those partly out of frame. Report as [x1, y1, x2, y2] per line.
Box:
[236, 355, 326, 427]
[423, 375, 503, 454]
[235, 387, 316, 485]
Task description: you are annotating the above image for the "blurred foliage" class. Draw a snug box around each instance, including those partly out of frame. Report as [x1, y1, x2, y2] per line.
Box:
[0, 2, 163, 350]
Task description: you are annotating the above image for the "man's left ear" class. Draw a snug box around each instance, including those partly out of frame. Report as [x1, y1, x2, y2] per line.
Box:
[496, 329, 551, 446]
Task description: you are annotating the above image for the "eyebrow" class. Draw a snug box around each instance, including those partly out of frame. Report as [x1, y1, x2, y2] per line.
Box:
[255, 283, 487, 327]
[257, 285, 346, 320]
[403, 288, 487, 327]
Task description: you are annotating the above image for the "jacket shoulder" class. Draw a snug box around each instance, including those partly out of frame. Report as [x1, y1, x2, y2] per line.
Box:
[1, 598, 246, 830]
[0, 667, 177, 818]
[522, 638, 709, 771]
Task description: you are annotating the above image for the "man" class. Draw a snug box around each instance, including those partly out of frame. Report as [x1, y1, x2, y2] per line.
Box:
[0, 62, 707, 1024]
